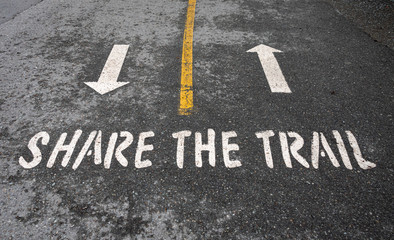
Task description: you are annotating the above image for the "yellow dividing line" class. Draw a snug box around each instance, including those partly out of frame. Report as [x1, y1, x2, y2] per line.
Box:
[179, 0, 197, 115]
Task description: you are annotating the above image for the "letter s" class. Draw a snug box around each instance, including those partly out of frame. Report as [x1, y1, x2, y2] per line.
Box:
[19, 132, 50, 169]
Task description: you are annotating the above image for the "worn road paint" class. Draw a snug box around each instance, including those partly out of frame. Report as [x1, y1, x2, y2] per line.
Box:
[85, 44, 130, 95]
[20, 130, 376, 171]
[247, 44, 292, 93]
[179, 0, 197, 115]
[172, 130, 192, 169]
[346, 131, 377, 170]
[222, 131, 242, 168]
[195, 129, 216, 167]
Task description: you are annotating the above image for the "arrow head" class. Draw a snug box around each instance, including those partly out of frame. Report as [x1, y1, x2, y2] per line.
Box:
[247, 44, 282, 53]
[84, 82, 129, 95]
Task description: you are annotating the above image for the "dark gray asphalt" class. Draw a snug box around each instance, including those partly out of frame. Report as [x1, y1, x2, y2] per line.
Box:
[0, 0, 393, 239]
[327, 0, 394, 49]
[0, 0, 42, 24]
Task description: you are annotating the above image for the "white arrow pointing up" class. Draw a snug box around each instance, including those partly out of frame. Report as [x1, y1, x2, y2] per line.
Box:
[247, 44, 291, 93]
[85, 44, 130, 95]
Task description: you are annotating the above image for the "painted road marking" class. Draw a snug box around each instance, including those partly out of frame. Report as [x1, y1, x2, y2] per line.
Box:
[247, 44, 292, 93]
[19, 129, 377, 171]
[85, 44, 130, 95]
[179, 0, 197, 115]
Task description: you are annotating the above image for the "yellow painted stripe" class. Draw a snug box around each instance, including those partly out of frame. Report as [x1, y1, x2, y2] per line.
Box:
[179, 0, 197, 115]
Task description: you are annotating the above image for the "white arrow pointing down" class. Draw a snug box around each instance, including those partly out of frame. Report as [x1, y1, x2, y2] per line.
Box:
[85, 44, 130, 95]
[247, 44, 291, 93]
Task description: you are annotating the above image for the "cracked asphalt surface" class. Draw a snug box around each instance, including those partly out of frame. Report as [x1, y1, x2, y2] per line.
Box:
[0, 0, 393, 239]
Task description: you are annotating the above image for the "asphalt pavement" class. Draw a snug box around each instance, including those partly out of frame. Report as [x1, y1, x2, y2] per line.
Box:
[0, 0, 393, 239]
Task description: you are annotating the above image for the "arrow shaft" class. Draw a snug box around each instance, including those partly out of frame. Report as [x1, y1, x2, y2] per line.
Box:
[256, 51, 291, 93]
[98, 44, 129, 83]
